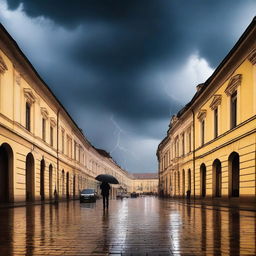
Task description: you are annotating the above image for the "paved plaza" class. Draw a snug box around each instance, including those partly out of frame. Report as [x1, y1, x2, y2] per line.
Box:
[0, 197, 255, 255]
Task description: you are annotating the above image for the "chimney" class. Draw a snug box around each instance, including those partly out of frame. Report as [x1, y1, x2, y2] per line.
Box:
[196, 83, 204, 92]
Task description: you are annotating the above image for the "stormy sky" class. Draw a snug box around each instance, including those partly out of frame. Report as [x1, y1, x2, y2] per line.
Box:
[0, 0, 255, 173]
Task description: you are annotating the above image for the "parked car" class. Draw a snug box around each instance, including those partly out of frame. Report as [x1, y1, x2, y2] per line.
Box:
[122, 193, 130, 198]
[80, 189, 97, 203]
[116, 192, 130, 199]
[131, 192, 138, 198]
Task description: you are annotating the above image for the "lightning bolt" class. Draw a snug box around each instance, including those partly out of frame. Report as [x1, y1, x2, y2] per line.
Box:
[109, 115, 137, 170]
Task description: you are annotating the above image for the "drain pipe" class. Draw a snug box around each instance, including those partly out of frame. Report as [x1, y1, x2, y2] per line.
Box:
[192, 109, 196, 199]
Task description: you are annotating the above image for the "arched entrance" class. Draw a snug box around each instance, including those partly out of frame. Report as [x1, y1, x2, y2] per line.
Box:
[66, 172, 69, 199]
[177, 171, 180, 195]
[40, 159, 45, 201]
[0, 143, 13, 203]
[26, 153, 35, 201]
[200, 163, 206, 197]
[188, 169, 191, 192]
[182, 169, 185, 197]
[169, 175, 172, 196]
[61, 170, 65, 197]
[174, 172, 177, 196]
[73, 175, 76, 199]
[213, 159, 221, 197]
[57, 170, 59, 193]
[228, 152, 240, 197]
[49, 165, 53, 200]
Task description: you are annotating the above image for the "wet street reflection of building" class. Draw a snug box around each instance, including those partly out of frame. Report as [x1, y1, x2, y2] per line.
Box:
[0, 198, 255, 255]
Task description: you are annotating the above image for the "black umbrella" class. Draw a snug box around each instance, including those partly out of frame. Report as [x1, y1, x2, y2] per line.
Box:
[95, 174, 119, 184]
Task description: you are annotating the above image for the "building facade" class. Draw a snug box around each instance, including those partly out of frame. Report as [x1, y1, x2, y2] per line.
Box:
[0, 24, 132, 203]
[131, 173, 158, 194]
[157, 17, 256, 201]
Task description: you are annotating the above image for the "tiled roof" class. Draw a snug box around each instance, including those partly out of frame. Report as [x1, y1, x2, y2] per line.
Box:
[132, 173, 158, 180]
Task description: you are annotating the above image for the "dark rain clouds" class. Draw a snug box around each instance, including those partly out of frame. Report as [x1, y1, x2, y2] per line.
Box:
[6, 0, 255, 66]
[3, 0, 256, 172]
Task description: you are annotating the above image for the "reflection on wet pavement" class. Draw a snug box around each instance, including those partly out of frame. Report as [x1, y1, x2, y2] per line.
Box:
[0, 197, 255, 255]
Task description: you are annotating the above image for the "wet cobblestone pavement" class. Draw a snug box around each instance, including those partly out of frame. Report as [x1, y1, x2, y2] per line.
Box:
[0, 197, 255, 255]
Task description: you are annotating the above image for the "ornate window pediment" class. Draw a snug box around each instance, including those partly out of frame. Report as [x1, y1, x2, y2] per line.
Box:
[24, 88, 36, 104]
[41, 107, 49, 119]
[225, 74, 242, 96]
[210, 94, 222, 110]
[50, 117, 57, 127]
[0, 56, 8, 74]
[248, 49, 256, 65]
[197, 109, 207, 121]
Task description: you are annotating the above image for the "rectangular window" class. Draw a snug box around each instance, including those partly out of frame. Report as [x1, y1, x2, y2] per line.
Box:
[70, 140, 72, 158]
[74, 141, 77, 160]
[201, 120, 205, 146]
[214, 108, 218, 138]
[175, 138, 179, 157]
[25, 102, 31, 131]
[231, 91, 237, 129]
[66, 136, 70, 157]
[50, 126, 53, 146]
[188, 131, 191, 152]
[182, 133, 185, 156]
[62, 130, 65, 153]
[42, 118, 46, 141]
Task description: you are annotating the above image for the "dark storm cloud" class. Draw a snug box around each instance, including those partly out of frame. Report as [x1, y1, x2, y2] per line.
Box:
[70, 74, 182, 121]
[6, 0, 254, 130]
[6, 1, 256, 123]
[7, 0, 256, 68]
[3, 0, 256, 172]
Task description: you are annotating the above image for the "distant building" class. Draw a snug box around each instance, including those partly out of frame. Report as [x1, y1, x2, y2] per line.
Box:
[157, 17, 256, 200]
[131, 173, 158, 194]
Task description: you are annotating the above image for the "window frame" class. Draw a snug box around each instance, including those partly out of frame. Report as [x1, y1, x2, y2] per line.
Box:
[25, 101, 31, 132]
[61, 129, 65, 153]
[42, 118, 46, 142]
[201, 119, 205, 146]
[188, 130, 191, 153]
[50, 126, 54, 147]
[230, 91, 237, 129]
[214, 107, 218, 138]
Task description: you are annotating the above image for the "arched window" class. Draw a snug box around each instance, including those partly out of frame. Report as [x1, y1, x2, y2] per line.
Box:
[212, 159, 221, 197]
[228, 152, 240, 197]
[200, 164, 206, 197]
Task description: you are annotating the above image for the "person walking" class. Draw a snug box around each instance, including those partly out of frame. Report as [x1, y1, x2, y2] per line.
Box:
[100, 181, 111, 210]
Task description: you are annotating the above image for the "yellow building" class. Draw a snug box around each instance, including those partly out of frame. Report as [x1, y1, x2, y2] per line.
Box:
[131, 173, 158, 194]
[0, 23, 132, 203]
[157, 17, 256, 201]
